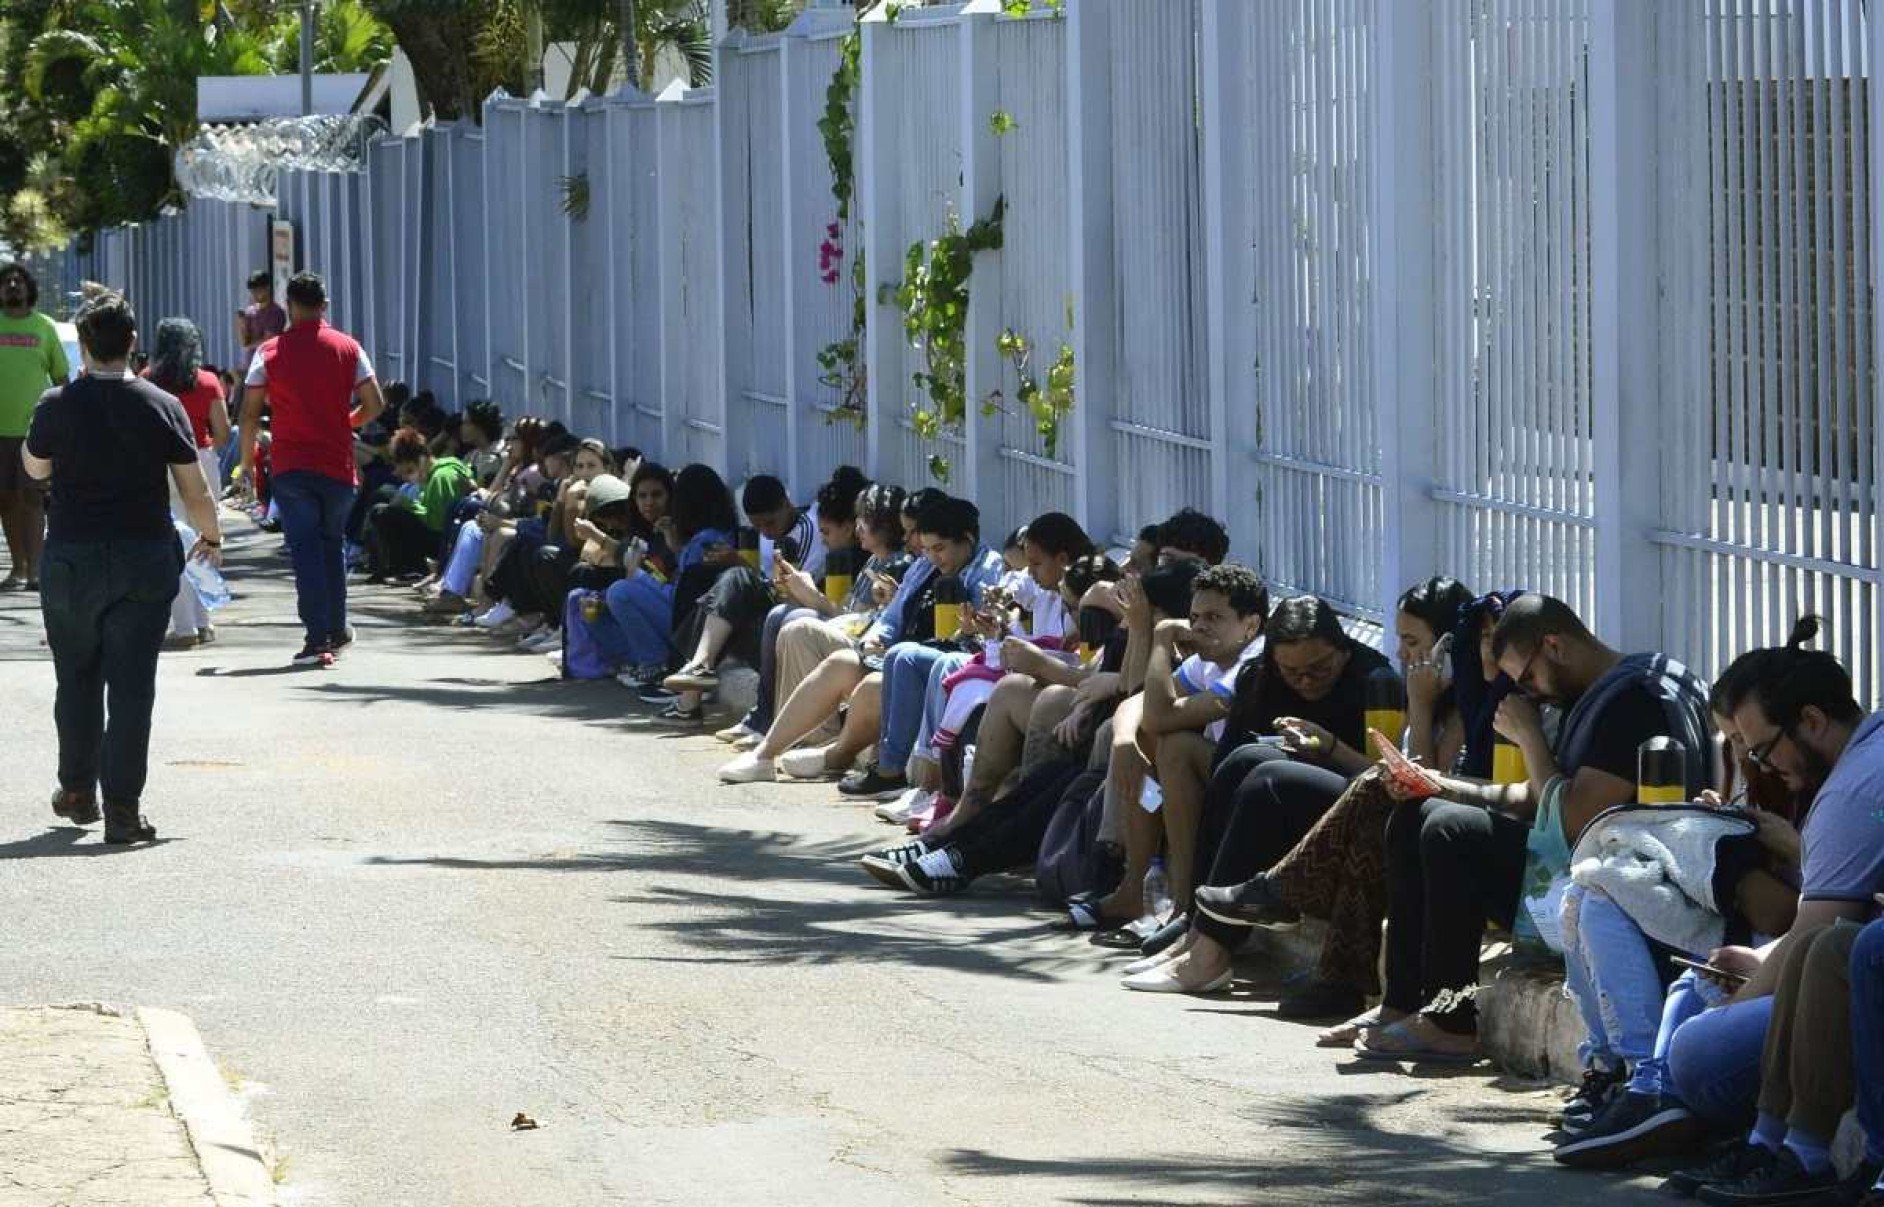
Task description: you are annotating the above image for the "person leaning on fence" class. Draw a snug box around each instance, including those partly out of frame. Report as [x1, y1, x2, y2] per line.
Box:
[364, 427, 474, 582]
[1141, 584, 1467, 1009]
[573, 463, 739, 702]
[24, 291, 224, 845]
[657, 470, 840, 718]
[1349, 593, 1713, 1066]
[0, 261, 71, 591]
[1652, 622, 1884, 1201]
[240, 271, 387, 668]
[1184, 586, 1514, 1045]
[804, 494, 1009, 796]
[1062, 564, 1269, 938]
[1121, 592, 1396, 999]
[715, 482, 913, 777]
[1548, 648, 1809, 1171]
[142, 317, 231, 650]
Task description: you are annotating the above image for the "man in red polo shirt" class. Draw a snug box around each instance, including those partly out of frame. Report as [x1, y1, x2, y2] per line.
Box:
[239, 273, 385, 667]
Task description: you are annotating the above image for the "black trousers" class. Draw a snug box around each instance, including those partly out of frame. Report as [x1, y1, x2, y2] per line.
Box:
[953, 759, 1092, 880]
[672, 565, 776, 667]
[367, 504, 440, 578]
[524, 545, 579, 625]
[1191, 743, 1349, 947]
[1381, 797, 1528, 1029]
[485, 528, 547, 606]
[39, 537, 181, 807]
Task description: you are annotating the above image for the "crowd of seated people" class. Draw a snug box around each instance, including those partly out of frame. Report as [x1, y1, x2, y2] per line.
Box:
[347, 424, 1880, 1207]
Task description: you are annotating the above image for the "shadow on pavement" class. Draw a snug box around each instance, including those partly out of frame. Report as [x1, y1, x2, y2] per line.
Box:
[367, 818, 1096, 982]
[0, 827, 181, 860]
[936, 1089, 1665, 1205]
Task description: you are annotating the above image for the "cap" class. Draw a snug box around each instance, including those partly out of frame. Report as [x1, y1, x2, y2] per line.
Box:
[585, 474, 632, 512]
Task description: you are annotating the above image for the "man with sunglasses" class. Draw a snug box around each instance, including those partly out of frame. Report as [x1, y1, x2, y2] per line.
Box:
[1655, 619, 1884, 1205]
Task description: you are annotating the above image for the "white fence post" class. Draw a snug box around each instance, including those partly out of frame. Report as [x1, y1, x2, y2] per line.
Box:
[1589, 0, 1662, 649]
[856, 8, 891, 480]
[1197, 0, 1246, 561]
[1066, 0, 1115, 543]
[1372, 0, 1441, 629]
[959, 1, 1003, 518]
[1873, 4, 1884, 621]
[777, 33, 805, 493]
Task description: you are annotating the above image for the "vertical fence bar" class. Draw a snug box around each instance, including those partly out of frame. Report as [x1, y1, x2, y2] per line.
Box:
[1590, 0, 1661, 648]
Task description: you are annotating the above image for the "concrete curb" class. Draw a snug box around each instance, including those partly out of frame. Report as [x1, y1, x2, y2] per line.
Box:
[139, 1007, 278, 1207]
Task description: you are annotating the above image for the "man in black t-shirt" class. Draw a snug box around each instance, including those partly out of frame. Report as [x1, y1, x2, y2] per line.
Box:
[22, 293, 224, 845]
[1355, 594, 1711, 1064]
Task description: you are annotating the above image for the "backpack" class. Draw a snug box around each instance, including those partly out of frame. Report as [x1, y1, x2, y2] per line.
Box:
[1033, 765, 1114, 907]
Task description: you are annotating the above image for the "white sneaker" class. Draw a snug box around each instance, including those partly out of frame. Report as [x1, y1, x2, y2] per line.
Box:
[519, 630, 560, 652]
[714, 722, 761, 745]
[875, 788, 933, 824]
[778, 746, 835, 779]
[472, 601, 516, 629]
[719, 752, 776, 784]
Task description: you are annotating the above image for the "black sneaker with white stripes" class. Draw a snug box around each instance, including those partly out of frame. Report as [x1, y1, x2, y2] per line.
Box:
[896, 846, 968, 896]
[859, 841, 928, 889]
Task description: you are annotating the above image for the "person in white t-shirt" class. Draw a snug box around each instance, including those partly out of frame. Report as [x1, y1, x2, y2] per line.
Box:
[1072, 563, 1269, 932]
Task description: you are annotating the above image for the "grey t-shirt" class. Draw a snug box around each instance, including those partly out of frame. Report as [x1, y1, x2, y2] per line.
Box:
[1800, 711, 1884, 904]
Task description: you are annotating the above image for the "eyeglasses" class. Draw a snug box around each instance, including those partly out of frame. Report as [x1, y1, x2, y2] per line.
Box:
[1746, 726, 1791, 771]
[1276, 650, 1344, 684]
[1512, 645, 1544, 694]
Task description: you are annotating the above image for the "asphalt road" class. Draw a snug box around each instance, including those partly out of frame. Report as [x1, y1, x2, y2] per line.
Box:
[0, 525, 1671, 1206]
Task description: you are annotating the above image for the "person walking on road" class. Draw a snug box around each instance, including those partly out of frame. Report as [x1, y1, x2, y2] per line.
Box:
[239, 272, 385, 667]
[22, 291, 224, 845]
[0, 262, 72, 591]
[145, 317, 231, 649]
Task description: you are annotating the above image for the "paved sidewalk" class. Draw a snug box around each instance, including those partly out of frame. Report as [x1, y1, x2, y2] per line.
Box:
[0, 1006, 210, 1207]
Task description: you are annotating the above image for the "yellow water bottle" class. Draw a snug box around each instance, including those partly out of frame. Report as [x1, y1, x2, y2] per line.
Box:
[736, 526, 761, 571]
[822, 547, 855, 609]
[1492, 735, 1528, 785]
[1364, 669, 1407, 748]
[1637, 737, 1687, 804]
[932, 576, 967, 642]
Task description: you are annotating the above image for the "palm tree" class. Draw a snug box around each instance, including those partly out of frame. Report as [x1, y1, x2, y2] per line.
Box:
[24, 0, 270, 225]
[259, 0, 395, 75]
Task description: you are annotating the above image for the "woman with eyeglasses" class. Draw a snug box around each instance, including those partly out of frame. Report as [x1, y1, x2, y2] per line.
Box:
[1122, 594, 1394, 995]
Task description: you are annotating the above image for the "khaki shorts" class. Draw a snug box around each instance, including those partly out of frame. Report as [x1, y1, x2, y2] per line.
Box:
[0, 436, 46, 496]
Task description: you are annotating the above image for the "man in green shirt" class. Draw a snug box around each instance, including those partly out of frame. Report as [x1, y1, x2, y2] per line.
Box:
[363, 426, 474, 579]
[0, 262, 72, 590]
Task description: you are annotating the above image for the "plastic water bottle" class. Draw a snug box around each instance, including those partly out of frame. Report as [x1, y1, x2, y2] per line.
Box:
[1143, 857, 1174, 924]
[174, 521, 232, 611]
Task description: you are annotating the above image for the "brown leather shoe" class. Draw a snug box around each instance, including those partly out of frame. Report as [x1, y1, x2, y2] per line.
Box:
[51, 789, 101, 826]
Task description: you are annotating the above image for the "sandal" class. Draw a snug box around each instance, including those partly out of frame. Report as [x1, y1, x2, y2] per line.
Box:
[1352, 1017, 1481, 1065]
[1317, 1007, 1399, 1048]
[1056, 898, 1135, 933]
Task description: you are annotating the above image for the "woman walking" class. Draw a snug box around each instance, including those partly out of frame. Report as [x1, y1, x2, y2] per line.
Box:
[144, 318, 230, 649]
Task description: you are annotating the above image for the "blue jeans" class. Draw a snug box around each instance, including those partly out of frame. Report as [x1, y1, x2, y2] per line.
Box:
[587, 572, 674, 668]
[272, 471, 357, 647]
[1853, 919, 1884, 1165]
[1563, 885, 1668, 1077]
[1636, 971, 1723, 1098]
[878, 643, 968, 773]
[39, 538, 181, 806]
[1668, 994, 1775, 1127]
[741, 603, 819, 732]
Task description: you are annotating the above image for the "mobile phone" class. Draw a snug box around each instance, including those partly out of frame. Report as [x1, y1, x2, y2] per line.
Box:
[1253, 735, 1289, 749]
[1670, 955, 1749, 986]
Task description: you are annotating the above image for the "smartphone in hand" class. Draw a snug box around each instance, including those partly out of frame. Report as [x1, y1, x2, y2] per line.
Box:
[1670, 955, 1749, 987]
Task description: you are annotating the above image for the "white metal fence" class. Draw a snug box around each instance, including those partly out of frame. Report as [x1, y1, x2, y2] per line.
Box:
[44, 0, 1884, 699]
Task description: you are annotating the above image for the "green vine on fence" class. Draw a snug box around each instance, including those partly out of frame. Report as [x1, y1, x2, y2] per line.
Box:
[887, 196, 1007, 482]
[814, 27, 866, 428]
[987, 326, 1077, 460]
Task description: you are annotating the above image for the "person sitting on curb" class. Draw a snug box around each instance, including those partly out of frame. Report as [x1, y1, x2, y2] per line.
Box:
[1654, 622, 1884, 1202]
[1356, 593, 1713, 1065]
[656, 469, 853, 715]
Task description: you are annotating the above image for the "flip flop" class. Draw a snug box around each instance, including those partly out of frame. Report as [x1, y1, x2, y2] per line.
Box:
[1352, 1018, 1481, 1065]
